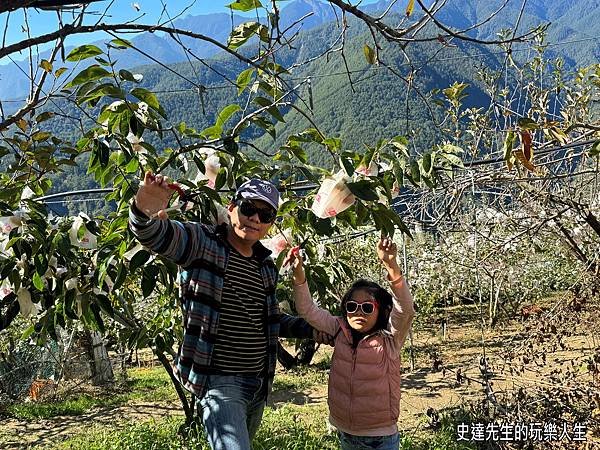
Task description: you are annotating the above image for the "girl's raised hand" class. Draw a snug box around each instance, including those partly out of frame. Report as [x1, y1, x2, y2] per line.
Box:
[377, 236, 397, 262]
[377, 237, 403, 280]
[283, 246, 306, 285]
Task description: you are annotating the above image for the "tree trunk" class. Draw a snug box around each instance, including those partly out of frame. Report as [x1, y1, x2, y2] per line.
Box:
[155, 350, 193, 423]
[296, 339, 316, 365]
[87, 330, 114, 384]
[277, 342, 298, 369]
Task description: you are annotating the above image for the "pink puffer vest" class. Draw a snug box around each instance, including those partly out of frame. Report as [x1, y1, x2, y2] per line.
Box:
[293, 277, 415, 437]
[328, 319, 401, 436]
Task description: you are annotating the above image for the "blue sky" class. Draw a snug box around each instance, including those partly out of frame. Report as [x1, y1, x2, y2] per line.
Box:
[4, 0, 381, 45]
[2, 0, 260, 61]
[2, 0, 380, 64]
[4, 1, 243, 42]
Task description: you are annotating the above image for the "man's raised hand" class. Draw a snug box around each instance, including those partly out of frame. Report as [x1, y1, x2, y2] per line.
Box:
[134, 171, 178, 219]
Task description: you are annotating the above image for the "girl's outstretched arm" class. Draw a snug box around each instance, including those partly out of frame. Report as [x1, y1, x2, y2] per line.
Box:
[377, 237, 416, 350]
[283, 248, 339, 336]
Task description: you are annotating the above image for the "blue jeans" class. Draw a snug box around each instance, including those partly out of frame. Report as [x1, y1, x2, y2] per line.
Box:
[338, 430, 400, 450]
[197, 374, 267, 450]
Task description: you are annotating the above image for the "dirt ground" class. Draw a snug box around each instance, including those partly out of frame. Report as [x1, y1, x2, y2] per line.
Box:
[1, 294, 598, 449]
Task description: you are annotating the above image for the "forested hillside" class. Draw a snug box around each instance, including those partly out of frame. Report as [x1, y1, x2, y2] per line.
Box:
[42, 14, 505, 200]
[18, 0, 598, 205]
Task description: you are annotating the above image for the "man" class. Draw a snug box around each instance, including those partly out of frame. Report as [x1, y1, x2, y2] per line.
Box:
[129, 171, 324, 450]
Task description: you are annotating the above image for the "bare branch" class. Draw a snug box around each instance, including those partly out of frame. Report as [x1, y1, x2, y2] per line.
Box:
[326, 0, 541, 46]
[0, 23, 256, 66]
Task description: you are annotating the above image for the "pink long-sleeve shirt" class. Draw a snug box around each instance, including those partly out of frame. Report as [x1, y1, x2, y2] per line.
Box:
[294, 276, 415, 436]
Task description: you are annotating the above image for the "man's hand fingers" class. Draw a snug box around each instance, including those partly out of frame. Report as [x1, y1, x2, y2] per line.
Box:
[283, 248, 297, 267]
[313, 330, 334, 346]
[144, 170, 154, 185]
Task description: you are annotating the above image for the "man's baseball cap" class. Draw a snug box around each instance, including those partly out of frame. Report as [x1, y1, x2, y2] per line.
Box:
[235, 179, 280, 211]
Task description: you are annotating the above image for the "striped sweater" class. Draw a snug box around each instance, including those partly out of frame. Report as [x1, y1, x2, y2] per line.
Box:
[129, 204, 313, 397]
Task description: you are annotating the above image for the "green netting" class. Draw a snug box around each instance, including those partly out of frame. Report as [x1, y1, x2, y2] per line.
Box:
[0, 341, 59, 399]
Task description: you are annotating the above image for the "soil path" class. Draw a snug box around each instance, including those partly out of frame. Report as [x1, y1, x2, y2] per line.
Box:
[0, 401, 184, 448]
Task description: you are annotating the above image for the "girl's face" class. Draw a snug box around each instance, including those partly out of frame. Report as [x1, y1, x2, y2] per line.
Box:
[345, 289, 379, 334]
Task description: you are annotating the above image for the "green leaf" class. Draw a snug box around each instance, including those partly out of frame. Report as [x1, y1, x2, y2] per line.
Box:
[443, 82, 469, 102]
[278, 200, 298, 215]
[372, 207, 394, 237]
[258, 24, 269, 43]
[32, 131, 52, 142]
[90, 303, 105, 333]
[285, 145, 307, 163]
[340, 153, 356, 177]
[201, 125, 222, 139]
[68, 65, 111, 87]
[33, 272, 44, 291]
[109, 38, 133, 49]
[236, 68, 255, 95]
[312, 217, 335, 236]
[228, 22, 264, 50]
[214, 168, 228, 191]
[95, 294, 115, 317]
[40, 59, 53, 73]
[95, 56, 112, 66]
[228, 0, 262, 12]
[21, 324, 36, 340]
[391, 136, 409, 156]
[517, 117, 539, 130]
[216, 104, 242, 129]
[346, 180, 379, 201]
[439, 143, 463, 154]
[422, 152, 433, 175]
[35, 112, 55, 123]
[503, 130, 517, 168]
[65, 297, 78, 321]
[289, 129, 323, 145]
[118, 69, 137, 82]
[253, 97, 285, 122]
[410, 160, 421, 184]
[141, 266, 159, 297]
[112, 263, 127, 291]
[363, 44, 376, 65]
[590, 140, 600, 157]
[440, 153, 464, 168]
[129, 249, 150, 272]
[250, 117, 275, 139]
[125, 157, 139, 174]
[130, 88, 166, 118]
[66, 45, 104, 62]
[359, 144, 376, 171]
[54, 67, 68, 78]
[392, 160, 404, 187]
[323, 138, 342, 153]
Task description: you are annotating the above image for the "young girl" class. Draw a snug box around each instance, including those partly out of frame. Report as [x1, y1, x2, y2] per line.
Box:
[284, 237, 415, 450]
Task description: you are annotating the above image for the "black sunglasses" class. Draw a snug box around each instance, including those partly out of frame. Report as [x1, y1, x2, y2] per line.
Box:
[345, 300, 377, 315]
[236, 199, 277, 223]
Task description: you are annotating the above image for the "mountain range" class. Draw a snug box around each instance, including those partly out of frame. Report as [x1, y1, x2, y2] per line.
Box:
[2, 0, 599, 102]
[3, 0, 600, 206]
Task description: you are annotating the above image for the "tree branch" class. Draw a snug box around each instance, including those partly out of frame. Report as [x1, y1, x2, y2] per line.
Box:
[0, 23, 256, 66]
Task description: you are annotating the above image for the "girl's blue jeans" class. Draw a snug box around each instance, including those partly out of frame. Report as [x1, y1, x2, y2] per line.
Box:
[197, 374, 266, 450]
[338, 430, 400, 450]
